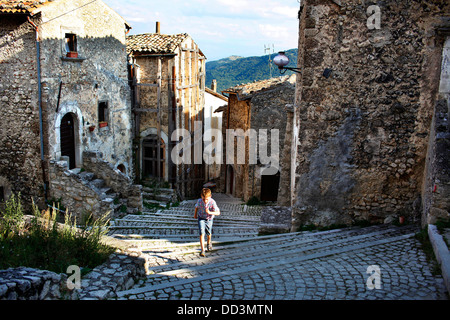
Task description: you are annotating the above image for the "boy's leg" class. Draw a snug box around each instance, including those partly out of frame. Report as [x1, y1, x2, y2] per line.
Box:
[198, 219, 206, 255]
[206, 220, 213, 250]
[200, 235, 205, 252]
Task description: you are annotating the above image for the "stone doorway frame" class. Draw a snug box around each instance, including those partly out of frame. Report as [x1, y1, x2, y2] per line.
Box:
[53, 103, 83, 168]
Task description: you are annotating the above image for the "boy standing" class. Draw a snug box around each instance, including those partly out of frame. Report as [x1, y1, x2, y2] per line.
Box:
[194, 188, 220, 257]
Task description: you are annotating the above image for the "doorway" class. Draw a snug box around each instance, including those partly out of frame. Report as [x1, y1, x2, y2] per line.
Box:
[142, 134, 165, 179]
[60, 113, 76, 169]
[260, 171, 280, 202]
[226, 165, 234, 195]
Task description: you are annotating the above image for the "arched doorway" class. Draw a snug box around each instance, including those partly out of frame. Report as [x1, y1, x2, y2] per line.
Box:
[60, 113, 76, 169]
[142, 134, 165, 179]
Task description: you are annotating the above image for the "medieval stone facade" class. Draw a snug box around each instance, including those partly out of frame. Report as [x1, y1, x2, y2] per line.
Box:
[220, 75, 296, 203]
[0, 0, 138, 218]
[291, 0, 450, 228]
[127, 25, 207, 198]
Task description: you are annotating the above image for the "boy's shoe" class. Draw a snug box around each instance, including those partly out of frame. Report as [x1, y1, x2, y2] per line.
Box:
[207, 243, 212, 251]
[200, 251, 205, 257]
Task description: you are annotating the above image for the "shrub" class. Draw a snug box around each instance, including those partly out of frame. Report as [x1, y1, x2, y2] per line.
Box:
[0, 194, 115, 274]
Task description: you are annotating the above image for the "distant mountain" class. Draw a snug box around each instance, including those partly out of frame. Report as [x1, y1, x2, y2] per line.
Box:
[205, 49, 298, 93]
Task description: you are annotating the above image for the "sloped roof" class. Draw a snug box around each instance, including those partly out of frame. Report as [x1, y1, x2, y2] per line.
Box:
[222, 74, 296, 99]
[127, 33, 190, 55]
[0, 0, 131, 29]
[0, 0, 53, 14]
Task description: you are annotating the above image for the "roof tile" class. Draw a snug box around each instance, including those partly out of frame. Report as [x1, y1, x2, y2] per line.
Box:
[126, 33, 189, 54]
[0, 0, 53, 14]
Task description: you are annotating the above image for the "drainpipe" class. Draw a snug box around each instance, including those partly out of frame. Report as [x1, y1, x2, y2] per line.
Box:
[28, 16, 48, 201]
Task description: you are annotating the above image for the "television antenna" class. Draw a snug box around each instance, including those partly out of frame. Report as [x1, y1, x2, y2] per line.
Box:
[264, 44, 274, 78]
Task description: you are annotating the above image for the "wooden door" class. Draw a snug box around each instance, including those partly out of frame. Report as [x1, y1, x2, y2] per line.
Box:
[60, 113, 76, 169]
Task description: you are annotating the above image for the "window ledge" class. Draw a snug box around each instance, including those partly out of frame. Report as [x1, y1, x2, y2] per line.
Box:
[61, 56, 86, 62]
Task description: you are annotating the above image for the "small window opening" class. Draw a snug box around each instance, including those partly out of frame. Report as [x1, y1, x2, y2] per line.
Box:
[65, 33, 77, 53]
[98, 101, 109, 126]
[117, 164, 126, 174]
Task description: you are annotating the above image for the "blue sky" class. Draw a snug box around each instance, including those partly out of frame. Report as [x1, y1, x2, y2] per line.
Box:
[103, 0, 300, 61]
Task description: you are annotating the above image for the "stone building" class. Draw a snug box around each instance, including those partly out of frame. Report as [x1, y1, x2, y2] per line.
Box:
[0, 0, 141, 219]
[127, 23, 207, 198]
[291, 0, 450, 229]
[220, 75, 296, 203]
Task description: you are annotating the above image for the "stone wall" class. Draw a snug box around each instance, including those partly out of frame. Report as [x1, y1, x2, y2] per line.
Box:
[220, 76, 296, 202]
[293, 0, 450, 228]
[248, 77, 296, 203]
[0, 15, 43, 206]
[0, 0, 134, 210]
[48, 160, 113, 220]
[39, 0, 133, 176]
[82, 151, 143, 212]
[421, 34, 450, 225]
[48, 151, 143, 221]
[0, 252, 147, 300]
[0, 267, 69, 300]
[422, 98, 450, 225]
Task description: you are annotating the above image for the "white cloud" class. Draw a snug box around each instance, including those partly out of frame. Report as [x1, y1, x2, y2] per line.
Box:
[102, 0, 300, 60]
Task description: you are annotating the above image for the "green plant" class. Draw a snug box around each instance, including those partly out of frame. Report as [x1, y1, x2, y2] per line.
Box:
[435, 218, 450, 233]
[246, 196, 261, 206]
[0, 197, 114, 274]
[0, 193, 24, 239]
[415, 226, 441, 276]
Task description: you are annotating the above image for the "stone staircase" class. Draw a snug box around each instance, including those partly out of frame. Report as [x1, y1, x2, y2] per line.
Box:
[107, 193, 263, 245]
[142, 186, 177, 210]
[68, 168, 134, 217]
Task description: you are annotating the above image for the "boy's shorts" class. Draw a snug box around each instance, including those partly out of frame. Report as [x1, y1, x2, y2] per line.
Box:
[198, 219, 213, 236]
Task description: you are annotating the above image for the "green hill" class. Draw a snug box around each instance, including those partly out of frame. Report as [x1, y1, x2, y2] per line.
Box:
[205, 49, 298, 93]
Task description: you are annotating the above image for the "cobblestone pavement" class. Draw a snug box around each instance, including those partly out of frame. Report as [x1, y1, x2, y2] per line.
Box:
[110, 195, 449, 301]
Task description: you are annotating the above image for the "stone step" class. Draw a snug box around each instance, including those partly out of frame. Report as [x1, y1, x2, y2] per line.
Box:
[142, 192, 174, 202]
[112, 211, 260, 221]
[142, 207, 263, 217]
[142, 186, 175, 195]
[90, 178, 106, 189]
[143, 199, 167, 208]
[111, 234, 260, 245]
[78, 171, 95, 181]
[116, 224, 419, 298]
[115, 216, 260, 226]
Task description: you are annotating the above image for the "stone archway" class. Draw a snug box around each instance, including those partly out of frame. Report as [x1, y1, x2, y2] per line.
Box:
[53, 103, 83, 168]
[60, 113, 76, 169]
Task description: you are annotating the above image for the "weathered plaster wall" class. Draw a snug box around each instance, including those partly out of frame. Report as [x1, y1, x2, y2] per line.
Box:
[293, 0, 450, 228]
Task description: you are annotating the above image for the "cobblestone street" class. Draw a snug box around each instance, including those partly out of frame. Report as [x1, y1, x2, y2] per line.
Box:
[109, 194, 448, 301]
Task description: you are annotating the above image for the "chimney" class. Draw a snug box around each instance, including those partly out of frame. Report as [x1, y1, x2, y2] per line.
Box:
[211, 79, 217, 92]
[156, 21, 160, 34]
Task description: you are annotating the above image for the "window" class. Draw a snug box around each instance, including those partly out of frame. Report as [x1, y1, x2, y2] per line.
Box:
[65, 33, 77, 53]
[98, 101, 109, 126]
